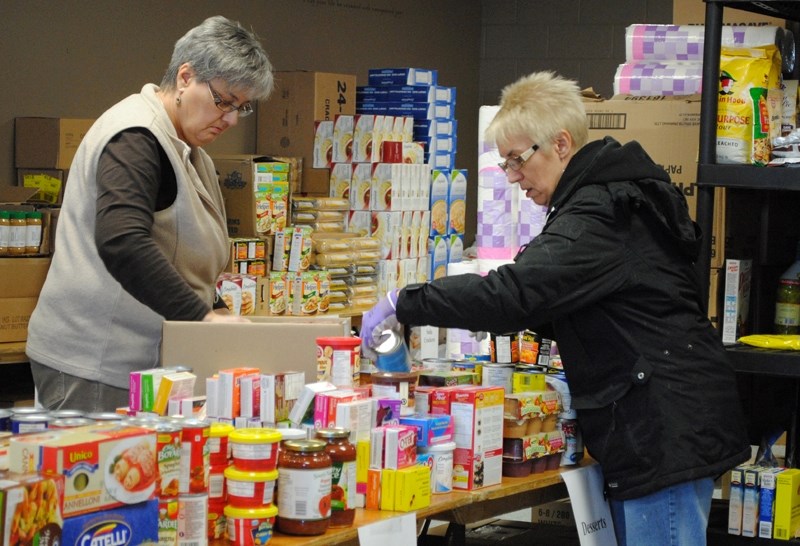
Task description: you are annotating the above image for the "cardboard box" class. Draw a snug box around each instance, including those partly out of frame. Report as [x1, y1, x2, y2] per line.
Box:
[17, 168, 65, 204]
[161, 315, 351, 396]
[584, 95, 726, 267]
[214, 154, 290, 238]
[722, 258, 752, 345]
[15, 117, 94, 170]
[257, 72, 356, 193]
[0, 257, 51, 343]
[773, 468, 800, 540]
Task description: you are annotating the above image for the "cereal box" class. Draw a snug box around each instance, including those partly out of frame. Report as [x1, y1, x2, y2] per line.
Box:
[9, 425, 157, 517]
[450, 385, 504, 490]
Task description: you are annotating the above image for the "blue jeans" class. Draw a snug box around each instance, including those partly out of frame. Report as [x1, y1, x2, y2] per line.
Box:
[609, 477, 714, 546]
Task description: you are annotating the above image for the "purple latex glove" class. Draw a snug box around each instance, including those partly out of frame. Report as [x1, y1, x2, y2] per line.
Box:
[360, 289, 399, 360]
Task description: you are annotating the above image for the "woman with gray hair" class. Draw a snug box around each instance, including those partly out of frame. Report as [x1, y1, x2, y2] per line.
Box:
[27, 16, 273, 412]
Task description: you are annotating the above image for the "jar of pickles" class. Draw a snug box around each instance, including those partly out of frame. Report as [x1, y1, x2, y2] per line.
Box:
[315, 428, 356, 527]
[276, 439, 332, 536]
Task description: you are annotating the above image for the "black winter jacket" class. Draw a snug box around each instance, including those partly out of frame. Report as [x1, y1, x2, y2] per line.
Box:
[396, 137, 751, 500]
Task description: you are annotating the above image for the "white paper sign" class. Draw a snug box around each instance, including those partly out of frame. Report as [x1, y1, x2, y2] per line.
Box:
[357, 512, 417, 546]
[561, 462, 618, 546]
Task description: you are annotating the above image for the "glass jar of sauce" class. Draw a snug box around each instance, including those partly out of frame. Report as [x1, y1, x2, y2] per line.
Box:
[277, 439, 332, 536]
[315, 427, 356, 527]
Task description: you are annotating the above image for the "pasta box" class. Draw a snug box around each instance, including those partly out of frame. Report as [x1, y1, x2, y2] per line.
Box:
[61, 497, 158, 546]
[9, 425, 156, 517]
[0, 471, 65, 546]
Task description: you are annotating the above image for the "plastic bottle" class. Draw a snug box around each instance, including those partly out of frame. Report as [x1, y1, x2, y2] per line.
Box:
[25, 211, 42, 254]
[8, 211, 27, 255]
[774, 241, 800, 335]
[0, 211, 9, 255]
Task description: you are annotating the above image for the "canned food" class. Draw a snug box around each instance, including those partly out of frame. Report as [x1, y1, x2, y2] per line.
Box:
[10, 413, 50, 434]
[153, 421, 182, 498]
[177, 493, 208, 546]
[158, 497, 179, 546]
[421, 358, 453, 372]
[208, 498, 227, 540]
[48, 409, 85, 420]
[0, 409, 11, 431]
[176, 418, 210, 494]
[373, 329, 411, 373]
[481, 363, 514, 392]
[10, 406, 48, 416]
[49, 417, 94, 429]
[87, 412, 124, 422]
[209, 462, 228, 501]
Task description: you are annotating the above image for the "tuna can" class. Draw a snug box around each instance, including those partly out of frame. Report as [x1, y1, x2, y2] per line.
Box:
[481, 363, 514, 392]
[0, 409, 12, 431]
[49, 417, 94, 429]
[373, 329, 411, 372]
[48, 409, 85, 420]
[158, 497, 179, 546]
[10, 413, 50, 434]
[175, 418, 210, 494]
[177, 492, 209, 546]
[87, 412, 124, 423]
[10, 406, 48, 417]
[421, 358, 453, 372]
[489, 332, 520, 363]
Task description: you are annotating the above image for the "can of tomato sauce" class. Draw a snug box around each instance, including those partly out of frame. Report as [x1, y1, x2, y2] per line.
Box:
[177, 492, 208, 546]
[158, 497, 179, 546]
[174, 418, 210, 494]
[154, 421, 183, 498]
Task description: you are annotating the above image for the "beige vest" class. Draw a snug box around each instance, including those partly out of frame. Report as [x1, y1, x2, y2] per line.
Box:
[27, 84, 228, 388]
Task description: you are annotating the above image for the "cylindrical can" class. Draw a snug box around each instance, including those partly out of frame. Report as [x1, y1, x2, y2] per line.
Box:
[490, 332, 520, 363]
[208, 462, 228, 502]
[10, 406, 48, 417]
[229, 428, 281, 472]
[87, 412, 124, 423]
[370, 371, 419, 416]
[419, 441, 456, 494]
[421, 358, 453, 372]
[209, 422, 234, 467]
[316, 336, 362, 387]
[373, 329, 411, 373]
[512, 364, 547, 393]
[560, 419, 584, 466]
[153, 421, 182, 498]
[452, 360, 482, 380]
[207, 498, 227, 540]
[48, 409, 85, 420]
[224, 467, 278, 508]
[176, 418, 210, 494]
[49, 417, 94, 429]
[225, 504, 278, 546]
[277, 439, 332, 536]
[481, 363, 514, 392]
[177, 493, 208, 546]
[0, 409, 11, 431]
[158, 497, 179, 546]
[10, 413, 50, 434]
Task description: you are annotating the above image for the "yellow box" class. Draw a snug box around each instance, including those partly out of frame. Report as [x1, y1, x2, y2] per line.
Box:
[774, 468, 800, 540]
[380, 468, 396, 511]
[394, 464, 431, 512]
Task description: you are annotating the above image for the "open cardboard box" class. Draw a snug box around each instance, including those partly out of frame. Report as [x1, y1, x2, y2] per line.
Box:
[161, 315, 352, 395]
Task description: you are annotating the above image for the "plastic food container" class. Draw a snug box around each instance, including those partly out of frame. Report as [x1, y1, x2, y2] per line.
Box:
[209, 422, 235, 466]
[503, 418, 528, 438]
[316, 336, 362, 388]
[224, 467, 279, 508]
[502, 458, 532, 478]
[229, 428, 282, 472]
[418, 441, 456, 493]
[225, 504, 278, 546]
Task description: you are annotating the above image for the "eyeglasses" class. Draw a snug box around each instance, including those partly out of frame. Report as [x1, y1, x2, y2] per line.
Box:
[207, 82, 253, 117]
[498, 144, 539, 173]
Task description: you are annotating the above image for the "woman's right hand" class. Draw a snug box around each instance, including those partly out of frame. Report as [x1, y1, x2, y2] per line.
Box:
[202, 310, 250, 323]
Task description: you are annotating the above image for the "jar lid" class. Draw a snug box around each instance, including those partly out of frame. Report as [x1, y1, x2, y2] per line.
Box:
[229, 427, 281, 444]
[10, 211, 27, 219]
[315, 427, 351, 440]
[223, 466, 279, 482]
[223, 504, 279, 519]
[26, 211, 42, 219]
[282, 439, 327, 453]
[316, 336, 362, 348]
[0, 211, 9, 219]
[210, 422, 235, 438]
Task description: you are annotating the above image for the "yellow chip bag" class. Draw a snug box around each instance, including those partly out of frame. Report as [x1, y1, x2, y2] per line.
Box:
[717, 45, 781, 166]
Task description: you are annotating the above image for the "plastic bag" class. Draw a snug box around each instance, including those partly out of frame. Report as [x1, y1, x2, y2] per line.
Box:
[738, 334, 800, 350]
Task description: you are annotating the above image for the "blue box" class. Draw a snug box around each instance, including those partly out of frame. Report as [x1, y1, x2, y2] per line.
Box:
[399, 414, 454, 447]
[62, 499, 159, 546]
[368, 68, 438, 87]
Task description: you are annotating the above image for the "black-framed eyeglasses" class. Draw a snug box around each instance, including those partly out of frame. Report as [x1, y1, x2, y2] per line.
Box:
[498, 144, 539, 173]
[207, 82, 253, 117]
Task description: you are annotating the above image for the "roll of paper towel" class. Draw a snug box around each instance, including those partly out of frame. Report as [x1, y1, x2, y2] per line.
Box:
[614, 61, 703, 96]
[445, 260, 488, 358]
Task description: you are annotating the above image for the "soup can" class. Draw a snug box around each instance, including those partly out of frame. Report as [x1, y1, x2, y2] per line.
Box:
[153, 420, 182, 498]
[177, 493, 209, 546]
[175, 418, 210, 494]
[158, 497, 179, 546]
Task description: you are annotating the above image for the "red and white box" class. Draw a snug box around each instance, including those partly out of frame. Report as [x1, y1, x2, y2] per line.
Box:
[450, 385, 505, 490]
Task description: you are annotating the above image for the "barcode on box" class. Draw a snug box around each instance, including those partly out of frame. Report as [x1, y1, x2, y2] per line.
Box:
[587, 113, 627, 130]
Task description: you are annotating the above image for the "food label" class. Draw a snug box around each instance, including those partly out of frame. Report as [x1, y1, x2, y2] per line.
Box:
[331, 460, 357, 512]
[278, 467, 332, 520]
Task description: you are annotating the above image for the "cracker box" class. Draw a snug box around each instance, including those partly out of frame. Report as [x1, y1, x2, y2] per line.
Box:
[61, 497, 158, 545]
[450, 385, 504, 490]
[9, 425, 157, 517]
[0, 471, 64, 546]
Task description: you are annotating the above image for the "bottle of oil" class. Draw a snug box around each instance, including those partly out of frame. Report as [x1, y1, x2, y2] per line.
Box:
[774, 241, 800, 334]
